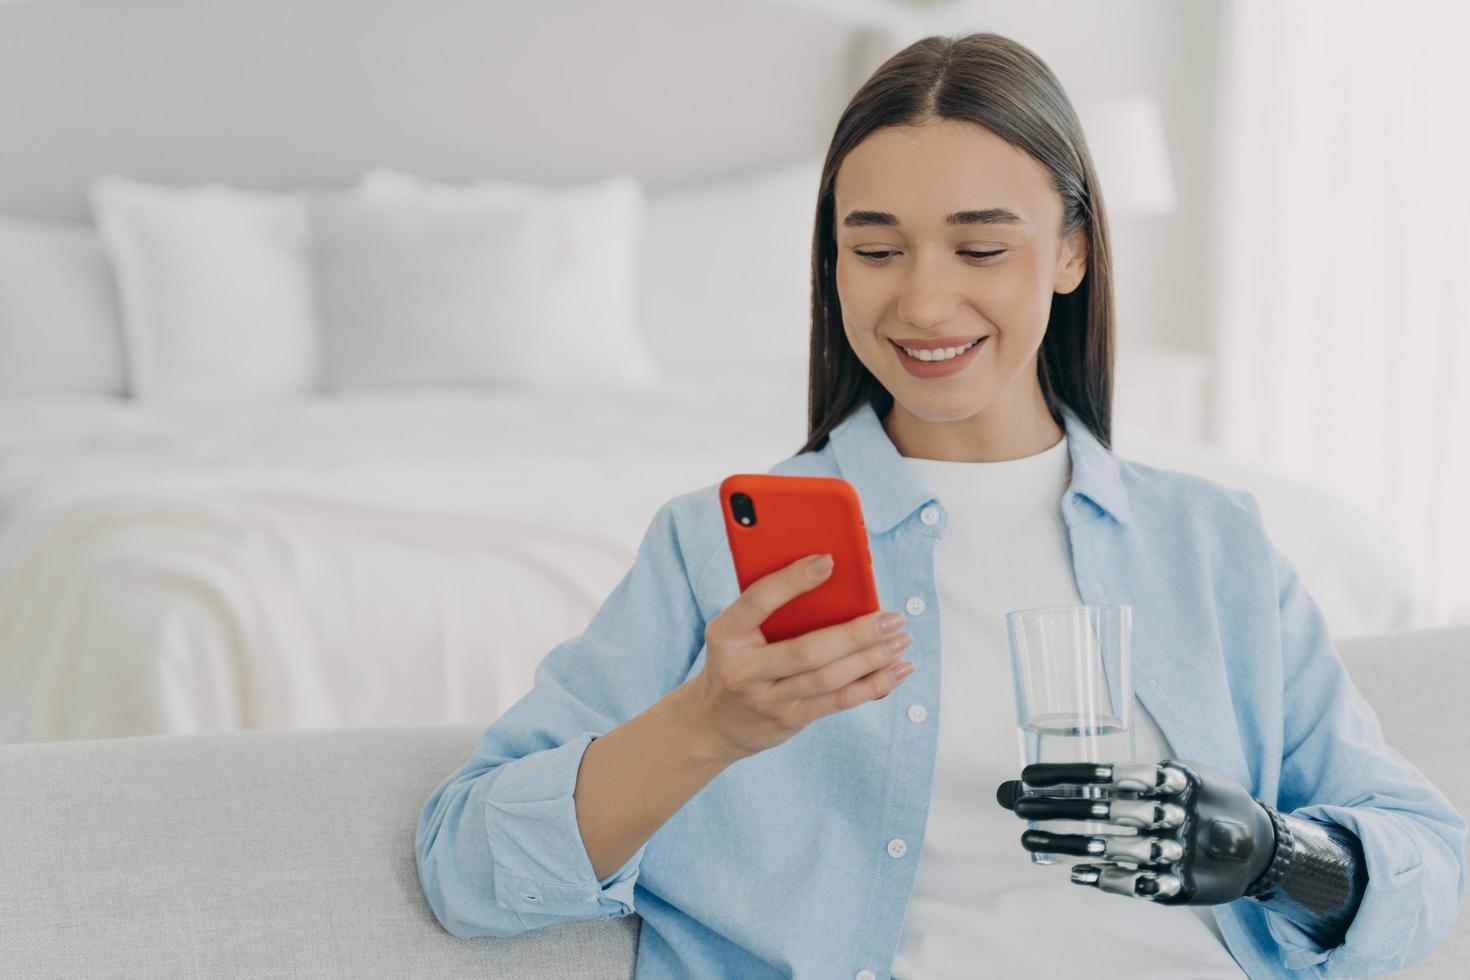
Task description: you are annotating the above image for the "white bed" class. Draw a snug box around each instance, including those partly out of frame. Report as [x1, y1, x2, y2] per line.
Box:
[0, 0, 1418, 744]
[0, 367, 798, 741]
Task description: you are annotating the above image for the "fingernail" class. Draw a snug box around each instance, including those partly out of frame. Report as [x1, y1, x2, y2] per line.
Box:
[891, 661, 915, 680]
[807, 554, 833, 578]
[877, 612, 905, 634]
[884, 632, 912, 653]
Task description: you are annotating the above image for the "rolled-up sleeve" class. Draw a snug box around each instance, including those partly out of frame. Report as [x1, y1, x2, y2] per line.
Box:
[415, 497, 711, 939]
[1255, 507, 1467, 975]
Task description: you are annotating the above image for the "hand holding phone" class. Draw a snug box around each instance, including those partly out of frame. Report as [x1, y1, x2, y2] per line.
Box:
[683, 552, 916, 765]
[676, 475, 916, 765]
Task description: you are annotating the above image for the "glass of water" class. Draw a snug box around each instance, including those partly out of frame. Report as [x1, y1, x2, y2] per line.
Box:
[1005, 604, 1134, 866]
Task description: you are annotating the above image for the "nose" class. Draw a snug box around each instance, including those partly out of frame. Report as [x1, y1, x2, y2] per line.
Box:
[895, 247, 962, 329]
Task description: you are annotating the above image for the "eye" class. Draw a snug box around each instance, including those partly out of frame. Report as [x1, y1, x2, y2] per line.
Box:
[852, 249, 1006, 262]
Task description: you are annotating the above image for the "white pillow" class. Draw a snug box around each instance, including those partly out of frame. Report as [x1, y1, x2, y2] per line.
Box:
[639, 156, 823, 372]
[0, 213, 127, 397]
[89, 176, 319, 404]
[309, 192, 565, 390]
[356, 169, 660, 389]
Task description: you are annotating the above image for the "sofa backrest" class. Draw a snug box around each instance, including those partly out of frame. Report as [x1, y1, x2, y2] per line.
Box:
[1335, 624, 1469, 977]
[0, 723, 638, 979]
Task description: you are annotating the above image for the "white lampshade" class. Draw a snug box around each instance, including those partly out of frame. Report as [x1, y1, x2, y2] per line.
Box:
[1075, 94, 1177, 218]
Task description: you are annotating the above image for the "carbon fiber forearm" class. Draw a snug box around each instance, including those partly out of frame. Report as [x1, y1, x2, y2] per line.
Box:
[1246, 807, 1369, 949]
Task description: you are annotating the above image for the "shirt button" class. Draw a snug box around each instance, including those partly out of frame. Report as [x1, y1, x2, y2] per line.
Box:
[907, 704, 927, 723]
[856, 972, 877, 980]
[905, 596, 925, 616]
[887, 838, 908, 859]
[920, 506, 940, 525]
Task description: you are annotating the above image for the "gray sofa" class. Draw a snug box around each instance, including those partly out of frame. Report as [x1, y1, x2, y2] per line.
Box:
[2, 626, 1466, 979]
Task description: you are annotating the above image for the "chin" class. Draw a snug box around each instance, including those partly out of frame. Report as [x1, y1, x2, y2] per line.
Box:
[891, 388, 993, 423]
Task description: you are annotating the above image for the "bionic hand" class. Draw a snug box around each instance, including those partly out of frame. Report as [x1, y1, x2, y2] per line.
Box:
[996, 759, 1369, 948]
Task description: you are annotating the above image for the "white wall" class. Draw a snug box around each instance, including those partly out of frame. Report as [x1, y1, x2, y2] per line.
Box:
[0, 0, 864, 220]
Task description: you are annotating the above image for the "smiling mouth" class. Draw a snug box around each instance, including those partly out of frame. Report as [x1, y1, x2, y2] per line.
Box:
[890, 337, 987, 362]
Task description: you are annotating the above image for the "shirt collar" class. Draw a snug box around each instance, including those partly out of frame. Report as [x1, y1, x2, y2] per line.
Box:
[824, 400, 1133, 533]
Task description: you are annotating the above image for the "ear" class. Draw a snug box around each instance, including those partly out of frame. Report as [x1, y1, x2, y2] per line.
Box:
[1053, 225, 1089, 295]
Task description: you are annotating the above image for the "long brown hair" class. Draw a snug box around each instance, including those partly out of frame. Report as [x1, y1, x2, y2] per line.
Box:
[797, 32, 1116, 455]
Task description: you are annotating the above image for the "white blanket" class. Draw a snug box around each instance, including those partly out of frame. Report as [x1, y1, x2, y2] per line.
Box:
[0, 366, 1416, 743]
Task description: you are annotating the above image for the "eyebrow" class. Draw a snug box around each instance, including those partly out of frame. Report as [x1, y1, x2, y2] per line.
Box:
[841, 207, 1027, 228]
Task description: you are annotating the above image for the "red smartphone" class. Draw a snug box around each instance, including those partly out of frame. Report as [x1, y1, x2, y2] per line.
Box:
[719, 473, 880, 644]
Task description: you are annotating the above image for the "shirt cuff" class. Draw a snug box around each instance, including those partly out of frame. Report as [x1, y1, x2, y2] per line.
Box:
[483, 731, 648, 920]
[1264, 804, 1425, 972]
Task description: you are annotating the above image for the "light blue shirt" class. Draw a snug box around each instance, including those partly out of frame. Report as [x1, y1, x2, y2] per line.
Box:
[416, 399, 1466, 978]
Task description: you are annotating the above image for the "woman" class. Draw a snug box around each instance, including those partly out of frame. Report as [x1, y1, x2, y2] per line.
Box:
[416, 33, 1465, 978]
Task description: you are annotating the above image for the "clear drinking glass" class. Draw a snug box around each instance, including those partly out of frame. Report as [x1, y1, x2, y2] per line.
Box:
[1005, 604, 1135, 866]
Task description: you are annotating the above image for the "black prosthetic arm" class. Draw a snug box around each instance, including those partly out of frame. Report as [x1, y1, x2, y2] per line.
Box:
[996, 759, 1368, 949]
[1244, 805, 1369, 949]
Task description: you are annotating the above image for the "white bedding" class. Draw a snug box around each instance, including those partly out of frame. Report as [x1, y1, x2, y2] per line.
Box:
[0, 364, 1416, 743]
[0, 367, 810, 743]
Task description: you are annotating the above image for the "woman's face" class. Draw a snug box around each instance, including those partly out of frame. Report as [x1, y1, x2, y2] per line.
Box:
[833, 117, 1088, 450]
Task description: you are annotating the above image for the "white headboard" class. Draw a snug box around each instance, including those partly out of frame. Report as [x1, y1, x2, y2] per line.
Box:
[0, 0, 899, 221]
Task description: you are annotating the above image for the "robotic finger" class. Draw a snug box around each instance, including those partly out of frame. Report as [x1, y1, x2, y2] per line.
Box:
[1021, 829, 1185, 866]
[1018, 761, 1190, 795]
[1012, 794, 1188, 831]
[1070, 862, 1184, 900]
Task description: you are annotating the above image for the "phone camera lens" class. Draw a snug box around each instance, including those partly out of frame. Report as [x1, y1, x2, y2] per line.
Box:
[730, 492, 756, 527]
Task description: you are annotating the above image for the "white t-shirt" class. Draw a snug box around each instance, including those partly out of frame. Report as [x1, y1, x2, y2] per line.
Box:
[890, 431, 1247, 979]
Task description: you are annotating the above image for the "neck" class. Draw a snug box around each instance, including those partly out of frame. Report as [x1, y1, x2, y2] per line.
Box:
[882, 388, 1063, 462]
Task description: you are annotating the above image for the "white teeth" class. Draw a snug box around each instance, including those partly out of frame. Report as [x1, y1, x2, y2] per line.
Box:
[900, 338, 981, 361]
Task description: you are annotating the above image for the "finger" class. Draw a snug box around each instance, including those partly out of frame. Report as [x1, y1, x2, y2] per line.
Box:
[767, 631, 912, 699]
[721, 553, 836, 640]
[784, 653, 916, 727]
[1013, 795, 1187, 830]
[1020, 830, 1184, 865]
[1069, 863, 1183, 901]
[1020, 761, 1190, 795]
[745, 607, 906, 683]
[1011, 796, 1111, 821]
